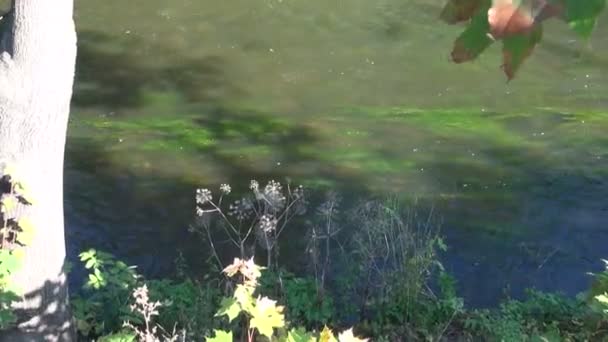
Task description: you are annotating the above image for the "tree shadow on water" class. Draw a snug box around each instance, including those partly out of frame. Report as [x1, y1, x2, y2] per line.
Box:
[74, 30, 244, 109]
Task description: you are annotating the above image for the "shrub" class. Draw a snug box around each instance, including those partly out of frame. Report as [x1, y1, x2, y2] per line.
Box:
[259, 269, 335, 329]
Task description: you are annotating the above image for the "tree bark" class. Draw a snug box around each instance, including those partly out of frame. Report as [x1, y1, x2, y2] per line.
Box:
[0, 0, 77, 341]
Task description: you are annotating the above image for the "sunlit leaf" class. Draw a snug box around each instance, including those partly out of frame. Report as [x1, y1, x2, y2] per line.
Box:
[206, 330, 233, 342]
[98, 331, 136, 342]
[338, 328, 368, 342]
[85, 259, 97, 269]
[2, 165, 21, 184]
[215, 297, 241, 322]
[12, 248, 25, 261]
[319, 326, 337, 342]
[16, 218, 35, 246]
[249, 296, 285, 339]
[79, 249, 96, 261]
[13, 183, 35, 205]
[287, 327, 317, 342]
[1, 196, 17, 213]
[234, 284, 254, 314]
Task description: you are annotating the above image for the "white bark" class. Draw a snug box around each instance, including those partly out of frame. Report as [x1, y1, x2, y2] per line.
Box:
[0, 0, 77, 341]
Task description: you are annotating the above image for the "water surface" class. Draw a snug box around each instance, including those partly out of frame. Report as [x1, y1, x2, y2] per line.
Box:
[65, 0, 608, 306]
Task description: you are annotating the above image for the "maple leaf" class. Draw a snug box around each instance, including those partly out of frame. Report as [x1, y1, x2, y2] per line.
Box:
[287, 327, 316, 342]
[234, 284, 255, 314]
[319, 326, 338, 342]
[249, 296, 285, 339]
[501, 23, 543, 80]
[450, 5, 493, 63]
[215, 297, 241, 322]
[488, 0, 536, 40]
[338, 328, 368, 342]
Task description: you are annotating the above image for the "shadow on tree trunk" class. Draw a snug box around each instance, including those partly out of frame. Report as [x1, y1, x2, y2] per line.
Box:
[0, 267, 75, 342]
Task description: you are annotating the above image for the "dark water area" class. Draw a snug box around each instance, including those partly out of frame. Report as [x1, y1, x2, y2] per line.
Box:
[63, 0, 608, 307]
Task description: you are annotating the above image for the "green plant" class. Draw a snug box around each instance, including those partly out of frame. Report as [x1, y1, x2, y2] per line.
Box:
[72, 249, 141, 337]
[463, 290, 601, 341]
[442, 0, 606, 79]
[122, 284, 183, 342]
[344, 198, 454, 339]
[212, 257, 367, 342]
[0, 165, 36, 329]
[192, 180, 306, 271]
[147, 278, 222, 340]
[260, 269, 335, 329]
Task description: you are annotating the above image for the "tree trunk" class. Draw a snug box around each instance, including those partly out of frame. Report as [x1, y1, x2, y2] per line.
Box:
[0, 0, 77, 341]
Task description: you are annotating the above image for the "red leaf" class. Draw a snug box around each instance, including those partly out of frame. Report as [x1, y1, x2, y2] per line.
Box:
[488, 0, 536, 39]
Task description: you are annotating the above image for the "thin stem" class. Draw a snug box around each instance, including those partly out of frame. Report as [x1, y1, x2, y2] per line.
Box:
[205, 225, 225, 271]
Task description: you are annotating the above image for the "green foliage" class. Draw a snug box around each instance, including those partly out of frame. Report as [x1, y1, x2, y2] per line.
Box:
[441, 0, 606, 79]
[260, 270, 335, 329]
[561, 0, 606, 38]
[147, 278, 222, 339]
[72, 249, 141, 337]
[74, 249, 223, 340]
[97, 331, 136, 342]
[212, 258, 367, 342]
[206, 330, 233, 342]
[213, 258, 285, 340]
[345, 199, 456, 339]
[463, 290, 602, 341]
[0, 165, 36, 330]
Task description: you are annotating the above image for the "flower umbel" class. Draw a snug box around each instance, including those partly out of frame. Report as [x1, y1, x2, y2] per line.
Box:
[196, 188, 212, 205]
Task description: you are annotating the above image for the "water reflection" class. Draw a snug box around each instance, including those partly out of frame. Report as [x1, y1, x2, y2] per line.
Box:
[67, 0, 608, 306]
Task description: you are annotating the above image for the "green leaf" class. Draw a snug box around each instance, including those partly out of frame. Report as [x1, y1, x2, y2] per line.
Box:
[249, 296, 285, 339]
[206, 330, 233, 342]
[85, 259, 97, 269]
[215, 297, 241, 322]
[79, 249, 96, 261]
[449, 4, 493, 63]
[561, 0, 606, 39]
[88, 273, 103, 289]
[97, 331, 136, 342]
[0, 252, 21, 275]
[1, 196, 17, 213]
[501, 24, 543, 80]
[234, 284, 255, 314]
[287, 327, 316, 342]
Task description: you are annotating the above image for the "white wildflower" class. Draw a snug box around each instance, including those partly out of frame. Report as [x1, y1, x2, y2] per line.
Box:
[219, 183, 231, 195]
[250, 180, 259, 191]
[196, 188, 212, 205]
[259, 215, 277, 233]
[228, 198, 254, 220]
[263, 180, 286, 210]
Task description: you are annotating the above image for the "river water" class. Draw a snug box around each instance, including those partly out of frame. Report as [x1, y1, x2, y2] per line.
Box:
[60, 0, 608, 307]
